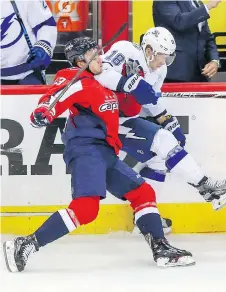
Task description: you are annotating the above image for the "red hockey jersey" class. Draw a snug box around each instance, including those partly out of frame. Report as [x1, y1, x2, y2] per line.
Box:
[39, 68, 122, 154]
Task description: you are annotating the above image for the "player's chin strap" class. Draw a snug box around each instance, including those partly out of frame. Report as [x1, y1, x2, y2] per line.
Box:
[47, 22, 128, 112]
[143, 47, 155, 68]
[146, 55, 155, 67]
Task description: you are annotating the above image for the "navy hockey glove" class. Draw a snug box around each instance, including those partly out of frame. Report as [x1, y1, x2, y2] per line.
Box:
[30, 103, 55, 128]
[117, 74, 160, 105]
[125, 58, 145, 78]
[161, 115, 186, 147]
[27, 40, 52, 70]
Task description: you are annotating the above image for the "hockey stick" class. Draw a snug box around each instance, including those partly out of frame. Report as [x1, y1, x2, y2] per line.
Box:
[10, 0, 46, 84]
[47, 22, 128, 111]
[162, 92, 226, 99]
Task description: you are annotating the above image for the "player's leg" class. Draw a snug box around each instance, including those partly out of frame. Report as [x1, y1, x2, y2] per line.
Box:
[132, 156, 172, 234]
[106, 159, 195, 267]
[119, 117, 161, 163]
[119, 118, 172, 232]
[141, 128, 226, 210]
[3, 148, 107, 272]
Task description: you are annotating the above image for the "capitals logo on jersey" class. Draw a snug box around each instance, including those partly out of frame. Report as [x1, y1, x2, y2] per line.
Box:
[0, 12, 23, 49]
[99, 92, 119, 113]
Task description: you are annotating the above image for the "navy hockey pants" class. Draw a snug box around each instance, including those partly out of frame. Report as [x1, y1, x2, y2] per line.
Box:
[66, 143, 144, 199]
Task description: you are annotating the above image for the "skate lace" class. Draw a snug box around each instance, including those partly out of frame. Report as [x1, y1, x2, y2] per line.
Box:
[21, 243, 36, 262]
[206, 178, 226, 189]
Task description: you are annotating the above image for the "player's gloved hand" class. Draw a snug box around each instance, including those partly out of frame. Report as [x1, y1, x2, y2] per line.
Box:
[125, 58, 145, 77]
[30, 103, 55, 128]
[27, 40, 52, 70]
[161, 115, 186, 147]
[121, 74, 160, 105]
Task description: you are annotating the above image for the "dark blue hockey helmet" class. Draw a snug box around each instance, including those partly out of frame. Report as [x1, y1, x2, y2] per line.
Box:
[65, 37, 98, 65]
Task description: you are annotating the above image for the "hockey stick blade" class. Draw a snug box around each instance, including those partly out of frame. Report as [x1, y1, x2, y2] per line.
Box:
[48, 23, 128, 111]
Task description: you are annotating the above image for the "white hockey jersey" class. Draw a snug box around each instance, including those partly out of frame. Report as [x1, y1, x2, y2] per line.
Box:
[1, 0, 57, 80]
[95, 40, 167, 118]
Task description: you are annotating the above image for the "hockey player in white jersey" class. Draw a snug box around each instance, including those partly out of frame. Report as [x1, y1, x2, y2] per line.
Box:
[95, 27, 226, 231]
[1, 0, 57, 85]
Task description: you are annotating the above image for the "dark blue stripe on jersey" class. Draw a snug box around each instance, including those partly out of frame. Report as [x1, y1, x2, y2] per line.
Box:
[32, 16, 56, 38]
[1, 63, 31, 76]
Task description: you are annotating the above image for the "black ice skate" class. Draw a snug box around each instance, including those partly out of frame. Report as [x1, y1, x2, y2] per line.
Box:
[192, 176, 226, 210]
[3, 234, 39, 272]
[145, 234, 195, 267]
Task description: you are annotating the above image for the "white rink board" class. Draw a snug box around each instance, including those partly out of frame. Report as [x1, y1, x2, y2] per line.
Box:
[1, 94, 226, 206]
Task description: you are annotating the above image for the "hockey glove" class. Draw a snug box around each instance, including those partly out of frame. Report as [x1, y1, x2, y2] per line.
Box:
[161, 115, 186, 147]
[118, 74, 160, 105]
[125, 58, 145, 78]
[27, 40, 52, 70]
[30, 103, 55, 128]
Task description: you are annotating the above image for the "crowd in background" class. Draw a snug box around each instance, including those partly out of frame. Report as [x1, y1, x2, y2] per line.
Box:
[153, 0, 222, 82]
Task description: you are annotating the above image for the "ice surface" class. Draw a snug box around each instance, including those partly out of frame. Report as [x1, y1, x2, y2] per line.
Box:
[1, 233, 226, 292]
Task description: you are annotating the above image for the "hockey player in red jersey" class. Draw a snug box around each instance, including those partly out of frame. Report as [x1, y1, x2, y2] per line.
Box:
[3, 37, 195, 272]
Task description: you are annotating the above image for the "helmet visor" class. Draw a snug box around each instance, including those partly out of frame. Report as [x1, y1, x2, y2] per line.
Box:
[165, 52, 176, 66]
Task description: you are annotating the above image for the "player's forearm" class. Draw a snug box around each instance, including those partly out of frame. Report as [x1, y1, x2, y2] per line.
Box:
[36, 23, 57, 52]
[38, 81, 84, 120]
[95, 70, 122, 91]
[140, 100, 167, 119]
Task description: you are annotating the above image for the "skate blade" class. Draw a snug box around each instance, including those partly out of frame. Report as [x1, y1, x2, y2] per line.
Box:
[3, 241, 19, 272]
[156, 256, 196, 268]
[212, 193, 226, 211]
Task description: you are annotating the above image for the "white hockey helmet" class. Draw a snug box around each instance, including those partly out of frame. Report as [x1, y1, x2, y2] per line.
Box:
[141, 27, 176, 66]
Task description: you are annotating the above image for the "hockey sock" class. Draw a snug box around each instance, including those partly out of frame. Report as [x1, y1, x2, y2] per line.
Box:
[136, 213, 164, 238]
[124, 183, 164, 239]
[35, 196, 100, 247]
[35, 209, 77, 247]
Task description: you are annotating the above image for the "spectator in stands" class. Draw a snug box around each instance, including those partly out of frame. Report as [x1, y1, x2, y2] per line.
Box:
[153, 0, 221, 82]
[1, 1, 57, 85]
